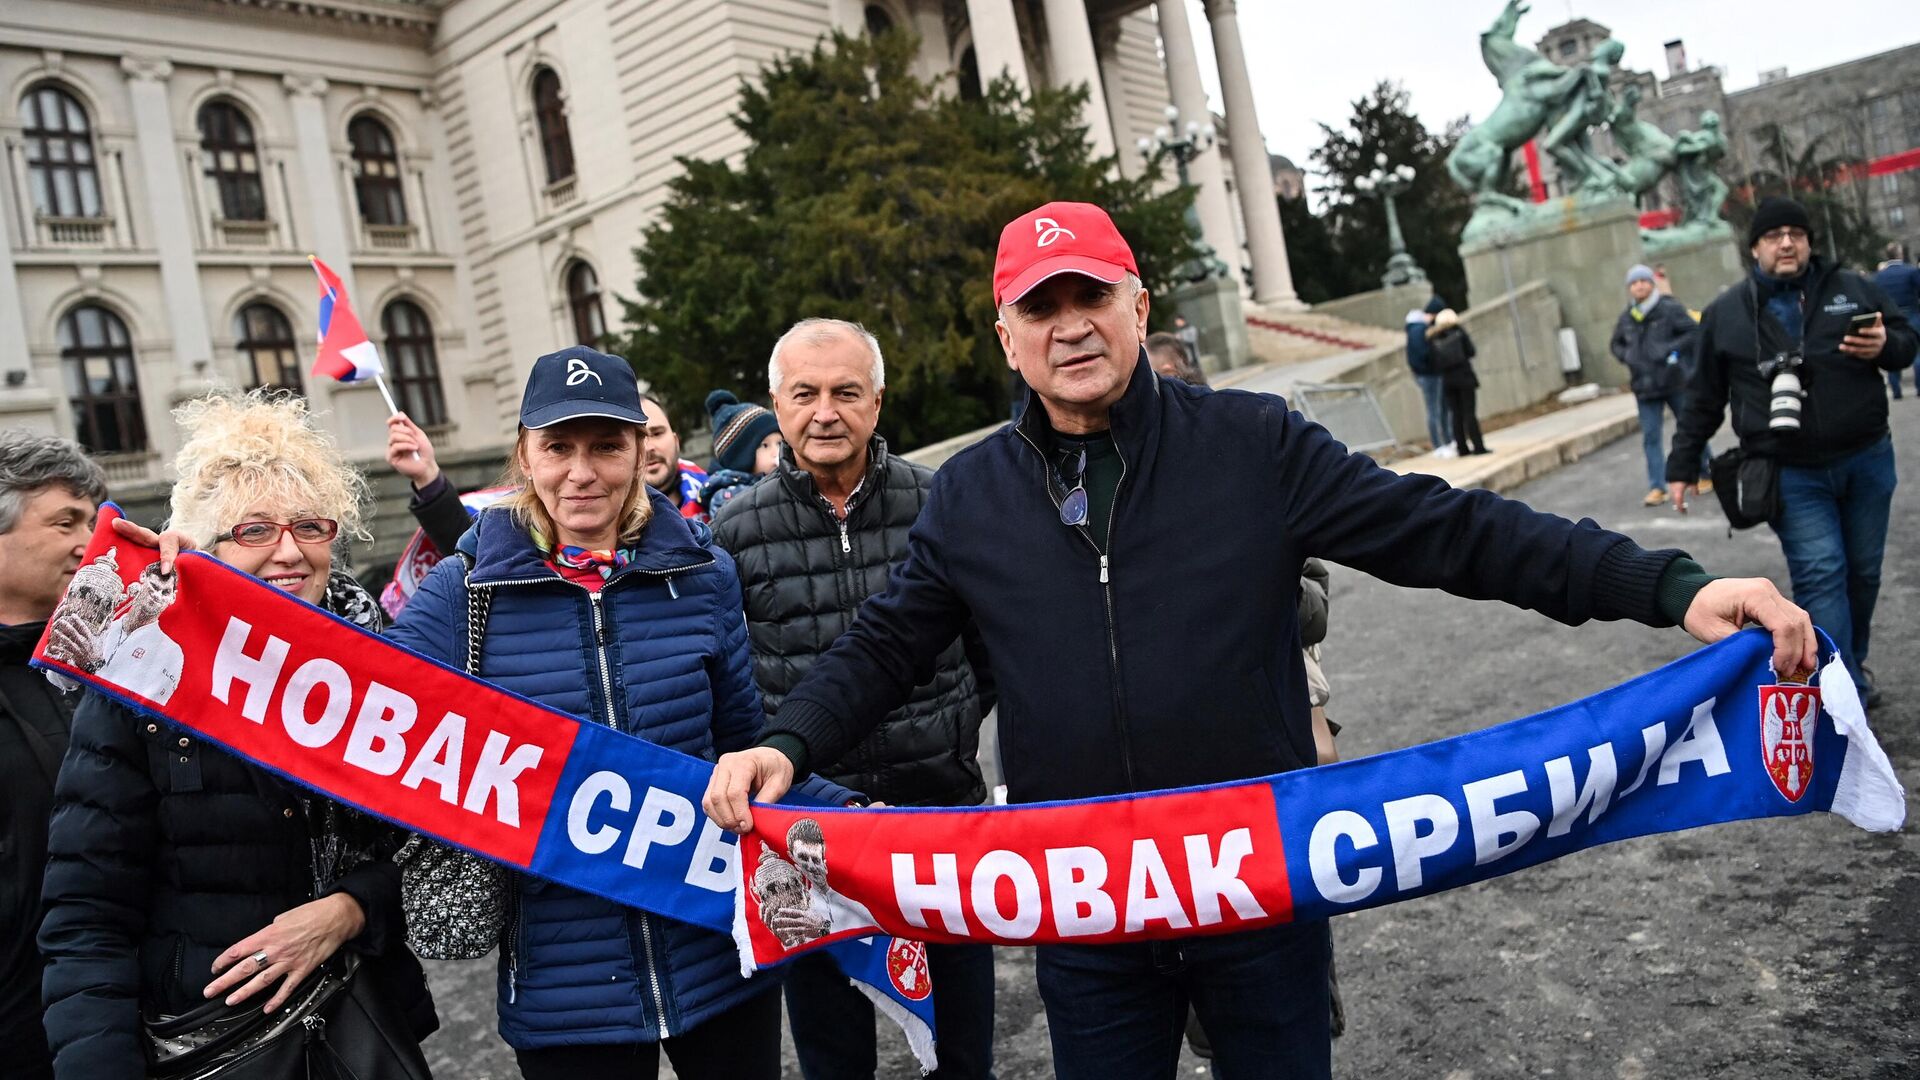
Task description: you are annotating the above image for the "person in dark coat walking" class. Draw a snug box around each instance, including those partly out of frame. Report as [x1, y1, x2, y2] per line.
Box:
[1668, 197, 1918, 708]
[1874, 242, 1920, 399]
[705, 200, 1818, 1080]
[1406, 294, 1452, 454]
[0, 433, 105, 1080]
[1428, 308, 1488, 455]
[37, 393, 436, 1078]
[713, 319, 995, 1080]
[1612, 263, 1709, 505]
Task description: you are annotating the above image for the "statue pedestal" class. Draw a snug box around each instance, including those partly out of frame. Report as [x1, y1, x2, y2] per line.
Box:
[1168, 275, 1252, 373]
[1461, 198, 1643, 388]
[1643, 229, 1744, 314]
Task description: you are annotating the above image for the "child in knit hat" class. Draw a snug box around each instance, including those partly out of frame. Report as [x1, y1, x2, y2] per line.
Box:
[701, 390, 783, 516]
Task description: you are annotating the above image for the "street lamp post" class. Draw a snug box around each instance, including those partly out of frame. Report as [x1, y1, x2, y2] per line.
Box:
[1137, 103, 1230, 282]
[1355, 153, 1426, 289]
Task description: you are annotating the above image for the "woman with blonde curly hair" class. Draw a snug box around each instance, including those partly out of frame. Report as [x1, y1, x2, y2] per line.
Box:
[38, 391, 436, 1078]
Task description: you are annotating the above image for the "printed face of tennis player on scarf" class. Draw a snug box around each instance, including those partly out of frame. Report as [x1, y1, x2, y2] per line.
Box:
[518, 418, 639, 549]
[996, 272, 1151, 433]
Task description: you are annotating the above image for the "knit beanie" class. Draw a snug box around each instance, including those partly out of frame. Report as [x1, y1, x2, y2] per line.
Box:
[705, 390, 781, 475]
[1747, 196, 1813, 247]
[1624, 264, 1656, 288]
[1423, 294, 1448, 316]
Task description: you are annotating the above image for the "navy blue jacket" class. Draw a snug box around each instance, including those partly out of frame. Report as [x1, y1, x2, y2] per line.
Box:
[771, 355, 1684, 804]
[1405, 316, 1435, 375]
[387, 491, 852, 1048]
[1874, 259, 1920, 324]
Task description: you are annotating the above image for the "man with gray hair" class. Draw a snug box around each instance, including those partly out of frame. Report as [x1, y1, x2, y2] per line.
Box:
[710, 318, 996, 1080]
[0, 430, 105, 1080]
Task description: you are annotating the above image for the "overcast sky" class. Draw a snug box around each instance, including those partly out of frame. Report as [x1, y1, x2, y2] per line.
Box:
[1185, 0, 1918, 173]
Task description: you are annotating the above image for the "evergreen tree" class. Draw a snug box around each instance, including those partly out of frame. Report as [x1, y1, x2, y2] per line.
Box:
[612, 30, 1196, 449]
[1306, 82, 1474, 307]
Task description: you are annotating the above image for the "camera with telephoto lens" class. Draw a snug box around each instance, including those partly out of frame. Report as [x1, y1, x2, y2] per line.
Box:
[1758, 351, 1804, 432]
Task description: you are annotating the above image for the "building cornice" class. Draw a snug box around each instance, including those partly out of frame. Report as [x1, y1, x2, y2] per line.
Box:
[78, 0, 438, 43]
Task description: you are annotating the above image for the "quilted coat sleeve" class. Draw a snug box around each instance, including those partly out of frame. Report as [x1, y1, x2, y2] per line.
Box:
[705, 559, 764, 758]
[37, 693, 160, 1076]
[384, 555, 465, 668]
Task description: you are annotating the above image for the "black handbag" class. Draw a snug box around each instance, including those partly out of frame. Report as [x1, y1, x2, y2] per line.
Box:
[1707, 446, 1779, 529]
[143, 951, 430, 1080]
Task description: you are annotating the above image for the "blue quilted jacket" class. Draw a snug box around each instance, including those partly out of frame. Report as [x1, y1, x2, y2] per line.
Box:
[386, 489, 852, 1048]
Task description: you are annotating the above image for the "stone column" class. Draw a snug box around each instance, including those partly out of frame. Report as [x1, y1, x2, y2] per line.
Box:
[284, 74, 355, 296]
[1153, 1, 1239, 281]
[1202, 0, 1300, 307]
[966, 0, 1031, 94]
[121, 56, 216, 385]
[1094, 21, 1140, 178]
[1042, 0, 1115, 159]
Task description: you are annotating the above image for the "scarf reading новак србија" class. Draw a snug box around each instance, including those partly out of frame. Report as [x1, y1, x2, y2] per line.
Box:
[34, 507, 1906, 1070]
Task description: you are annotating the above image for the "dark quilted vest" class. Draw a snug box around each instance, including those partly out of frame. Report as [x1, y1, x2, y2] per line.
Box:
[714, 439, 986, 806]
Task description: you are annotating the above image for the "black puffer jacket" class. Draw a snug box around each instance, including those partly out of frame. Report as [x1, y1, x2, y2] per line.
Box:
[713, 438, 988, 807]
[1, 620, 73, 1077]
[37, 574, 436, 1076]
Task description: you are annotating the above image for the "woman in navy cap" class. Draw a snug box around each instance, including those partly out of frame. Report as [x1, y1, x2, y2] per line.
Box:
[386, 346, 856, 1079]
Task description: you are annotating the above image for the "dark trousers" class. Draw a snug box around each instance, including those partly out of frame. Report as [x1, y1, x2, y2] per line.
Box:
[786, 942, 996, 1080]
[1445, 385, 1486, 454]
[1035, 920, 1332, 1080]
[512, 985, 781, 1080]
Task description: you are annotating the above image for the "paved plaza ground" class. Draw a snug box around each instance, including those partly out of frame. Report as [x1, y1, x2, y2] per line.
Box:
[422, 410, 1920, 1079]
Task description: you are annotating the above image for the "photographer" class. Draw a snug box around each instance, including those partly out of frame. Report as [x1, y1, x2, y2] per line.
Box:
[1667, 196, 1917, 708]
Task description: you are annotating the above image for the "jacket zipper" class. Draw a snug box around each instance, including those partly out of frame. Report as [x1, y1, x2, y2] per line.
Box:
[1015, 427, 1138, 790]
[474, 561, 704, 1031]
[506, 898, 523, 1003]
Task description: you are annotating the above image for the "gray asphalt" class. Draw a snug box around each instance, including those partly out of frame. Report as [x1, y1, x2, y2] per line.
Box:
[421, 405, 1920, 1079]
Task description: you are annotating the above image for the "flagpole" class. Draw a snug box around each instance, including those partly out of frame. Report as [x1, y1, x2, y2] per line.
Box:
[371, 373, 423, 463]
[372, 372, 402, 417]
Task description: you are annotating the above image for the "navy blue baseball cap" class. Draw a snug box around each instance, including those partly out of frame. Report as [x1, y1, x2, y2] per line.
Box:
[518, 346, 646, 429]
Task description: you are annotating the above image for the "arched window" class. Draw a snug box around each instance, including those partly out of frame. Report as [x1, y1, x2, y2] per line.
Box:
[59, 304, 146, 454]
[565, 260, 606, 346]
[531, 67, 575, 185]
[235, 302, 301, 394]
[864, 4, 895, 34]
[348, 114, 407, 226]
[381, 300, 447, 426]
[20, 83, 103, 219]
[197, 100, 266, 221]
[957, 47, 983, 102]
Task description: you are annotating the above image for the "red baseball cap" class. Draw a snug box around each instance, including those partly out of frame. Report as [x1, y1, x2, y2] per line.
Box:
[993, 201, 1140, 306]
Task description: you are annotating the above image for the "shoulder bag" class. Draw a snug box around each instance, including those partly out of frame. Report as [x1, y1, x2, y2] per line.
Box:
[395, 561, 514, 960]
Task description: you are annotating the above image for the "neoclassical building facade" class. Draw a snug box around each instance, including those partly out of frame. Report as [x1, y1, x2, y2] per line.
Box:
[0, 0, 1294, 486]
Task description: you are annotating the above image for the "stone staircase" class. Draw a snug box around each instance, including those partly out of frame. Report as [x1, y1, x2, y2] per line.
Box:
[1240, 305, 1404, 367]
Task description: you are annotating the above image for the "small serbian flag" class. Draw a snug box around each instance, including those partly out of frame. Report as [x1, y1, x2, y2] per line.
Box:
[310, 256, 384, 383]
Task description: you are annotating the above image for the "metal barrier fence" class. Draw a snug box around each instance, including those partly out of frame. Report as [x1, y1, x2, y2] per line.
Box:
[1292, 382, 1397, 452]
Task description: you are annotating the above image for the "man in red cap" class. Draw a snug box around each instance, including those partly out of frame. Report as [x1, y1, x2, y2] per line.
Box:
[707, 201, 1817, 1078]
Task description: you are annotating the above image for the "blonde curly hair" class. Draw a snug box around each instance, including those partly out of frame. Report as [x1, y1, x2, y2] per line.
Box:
[166, 391, 370, 549]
